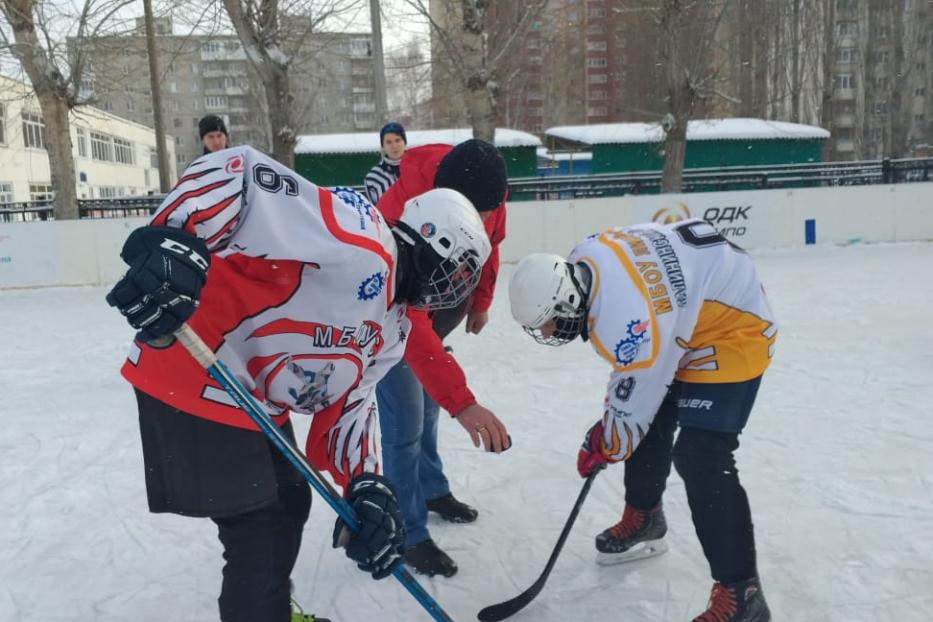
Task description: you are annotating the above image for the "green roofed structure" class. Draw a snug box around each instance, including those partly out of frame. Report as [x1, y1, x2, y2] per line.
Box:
[294, 128, 543, 188]
[545, 118, 830, 174]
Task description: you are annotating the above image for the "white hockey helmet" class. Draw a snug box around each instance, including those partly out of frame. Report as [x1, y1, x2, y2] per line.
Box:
[509, 253, 588, 345]
[393, 188, 492, 311]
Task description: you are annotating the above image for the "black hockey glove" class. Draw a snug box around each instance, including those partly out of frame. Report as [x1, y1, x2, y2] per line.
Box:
[332, 474, 405, 580]
[105, 226, 210, 343]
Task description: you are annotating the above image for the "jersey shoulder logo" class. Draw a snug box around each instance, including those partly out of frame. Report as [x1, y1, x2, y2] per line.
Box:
[614, 319, 651, 366]
[357, 271, 387, 301]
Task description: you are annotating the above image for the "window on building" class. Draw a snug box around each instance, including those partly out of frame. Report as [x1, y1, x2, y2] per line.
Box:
[127, 98, 136, 112]
[102, 101, 114, 112]
[97, 186, 121, 199]
[174, 118, 182, 128]
[587, 57, 608, 68]
[202, 41, 221, 54]
[917, 61, 927, 71]
[587, 41, 608, 52]
[0, 182, 13, 205]
[590, 90, 608, 100]
[526, 38, 542, 49]
[836, 73, 854, 89]
[175, 136, 185, 147]
[588, 73, 608, 84]
[149, 147, 158, 168]
[29, 183, 54, 202]
[114, 138, 135, 165]
[91, 131, 114, 161]
[837, 127, 853, 140]
[915, 114, 925, 124]
[0, 103, 5, 144]
[837, 48, 854, 63]
[588, 106, 608, 117]
[176, 152, 188, 165]
[873, 101, 888, 114]
[22, 112, 46, 149]
[836, 0, 852, 10]
[916, 87, 926, 96]
[587, 23, 606, 35]
[190, 63, 199, 74]
[205, 96, 227, 109]
[527, 56, 543, 65]
[76, 127, 88, 157]
[588, 7, 606, 18]
[836, 21, 856, 36]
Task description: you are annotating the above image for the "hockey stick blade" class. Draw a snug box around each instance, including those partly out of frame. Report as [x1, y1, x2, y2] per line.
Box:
[477, 466, 603, 622]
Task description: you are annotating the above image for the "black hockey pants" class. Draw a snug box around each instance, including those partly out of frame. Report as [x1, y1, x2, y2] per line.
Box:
[622, 378, 761, 584]
[135, 390, 312, 621]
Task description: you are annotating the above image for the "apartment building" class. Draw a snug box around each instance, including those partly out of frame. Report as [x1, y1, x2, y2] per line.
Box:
[74, 17, 377, 168]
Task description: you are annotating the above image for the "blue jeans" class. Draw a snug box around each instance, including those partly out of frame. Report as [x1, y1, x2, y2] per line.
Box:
[377, 359, 451, 546]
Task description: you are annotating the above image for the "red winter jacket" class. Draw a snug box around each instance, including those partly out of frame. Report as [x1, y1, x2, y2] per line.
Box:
[377, 143, 507, 414]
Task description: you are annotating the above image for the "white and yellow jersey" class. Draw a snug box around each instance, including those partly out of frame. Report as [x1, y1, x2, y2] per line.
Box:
[568, 219, 777, 462]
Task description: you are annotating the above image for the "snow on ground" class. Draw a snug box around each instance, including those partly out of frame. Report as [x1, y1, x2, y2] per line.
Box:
[2, 241, 932, 622]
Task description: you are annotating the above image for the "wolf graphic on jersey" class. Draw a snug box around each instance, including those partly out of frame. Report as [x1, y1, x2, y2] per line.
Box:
[121, 146, 410, 490]
[568, 219, 777, 463]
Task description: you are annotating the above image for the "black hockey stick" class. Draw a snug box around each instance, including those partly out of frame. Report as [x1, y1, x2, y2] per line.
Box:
[477, 465, 604, 622]
[171, 324, 454, 622]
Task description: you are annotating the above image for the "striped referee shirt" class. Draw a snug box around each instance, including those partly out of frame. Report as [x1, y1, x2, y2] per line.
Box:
[364, 155, 402, 205]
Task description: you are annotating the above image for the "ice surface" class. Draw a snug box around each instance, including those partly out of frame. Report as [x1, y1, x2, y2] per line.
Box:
[1, 242, 931, 621]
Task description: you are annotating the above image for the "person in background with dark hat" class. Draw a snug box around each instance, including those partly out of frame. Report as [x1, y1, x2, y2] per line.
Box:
[364, 122, 407, 205]
[199, 114, 229, 154]
[374, 138, 511, 577]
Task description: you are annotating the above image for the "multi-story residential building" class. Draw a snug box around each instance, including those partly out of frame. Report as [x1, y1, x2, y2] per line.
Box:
[0, 74, 175, 205]
[74, 17, 377, 168]
[429, 0, 586, 133]
[828, 0, 931, 160]
[430, 0, 931, 159]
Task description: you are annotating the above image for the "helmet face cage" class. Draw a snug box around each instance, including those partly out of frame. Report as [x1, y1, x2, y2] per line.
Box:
[522, 302, 586, 346]
[410, 242, 483, 311]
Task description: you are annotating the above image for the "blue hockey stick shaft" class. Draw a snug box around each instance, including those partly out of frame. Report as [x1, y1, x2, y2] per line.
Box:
[174, 324, 455, 622]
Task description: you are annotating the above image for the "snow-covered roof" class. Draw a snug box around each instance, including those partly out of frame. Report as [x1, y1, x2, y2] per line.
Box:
[295, 128, 542, 154]
[546, 118, 830, 145]
[536, 147, 593, 161]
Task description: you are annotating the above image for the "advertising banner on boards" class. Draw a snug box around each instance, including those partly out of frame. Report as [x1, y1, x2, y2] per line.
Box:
[631, 192, 770, 248]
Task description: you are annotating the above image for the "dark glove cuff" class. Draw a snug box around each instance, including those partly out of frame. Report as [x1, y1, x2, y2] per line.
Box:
[121, 225, 211, 275]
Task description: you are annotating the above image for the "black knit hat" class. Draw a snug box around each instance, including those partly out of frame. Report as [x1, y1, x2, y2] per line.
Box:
[434, 139, 507, 212]
[380, 122, 407, 145]
[199, 114, 228, 139]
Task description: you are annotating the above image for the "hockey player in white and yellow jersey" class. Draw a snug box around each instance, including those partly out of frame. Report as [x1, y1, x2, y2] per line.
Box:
[509, 219, 775, 622]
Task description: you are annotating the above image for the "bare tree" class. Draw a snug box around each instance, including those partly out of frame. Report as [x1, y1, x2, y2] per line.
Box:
[633, 0, 734, 193]
[0, 0, 132, 219]
[385, 39, 431, 124]
[222, 0, 363, 167]
[402, 0, 547, 141]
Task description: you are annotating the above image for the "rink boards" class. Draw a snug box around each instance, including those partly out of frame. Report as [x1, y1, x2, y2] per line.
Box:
[1, 182, 932, 289]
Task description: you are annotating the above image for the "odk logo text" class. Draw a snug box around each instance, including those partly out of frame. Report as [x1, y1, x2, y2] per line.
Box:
[702, 205, 752, 238]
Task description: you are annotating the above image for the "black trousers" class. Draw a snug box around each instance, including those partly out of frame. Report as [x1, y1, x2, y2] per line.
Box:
[136, 390, 312, 622]
[622, 378, 761, 585]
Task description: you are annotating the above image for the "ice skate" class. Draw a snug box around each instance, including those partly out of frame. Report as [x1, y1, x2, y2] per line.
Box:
[595, 503, 668, 565]
[692, 577, 771, 622]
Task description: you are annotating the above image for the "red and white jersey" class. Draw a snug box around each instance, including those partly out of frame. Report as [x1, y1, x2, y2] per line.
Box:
[568, 219, 777, 462]
[121, 146, 409, 489]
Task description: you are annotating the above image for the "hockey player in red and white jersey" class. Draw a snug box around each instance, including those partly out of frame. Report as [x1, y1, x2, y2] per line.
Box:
[509, 219, 775, 622]
[105, 145, 492, 622]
